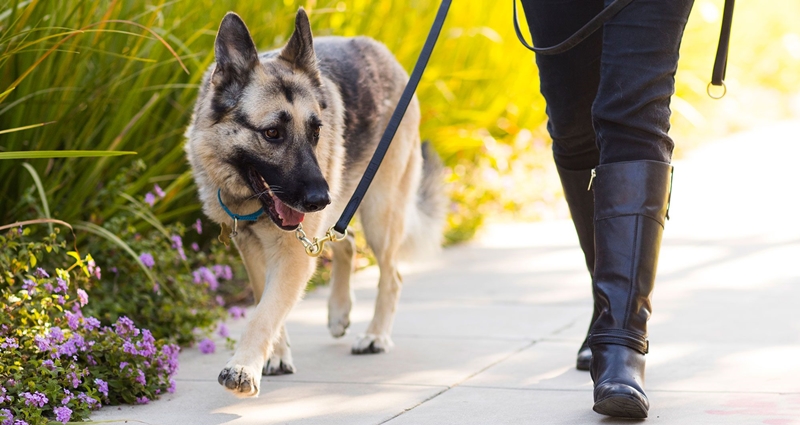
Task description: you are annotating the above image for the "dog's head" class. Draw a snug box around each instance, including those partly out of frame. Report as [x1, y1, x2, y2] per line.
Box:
[189, 9, 330, 231]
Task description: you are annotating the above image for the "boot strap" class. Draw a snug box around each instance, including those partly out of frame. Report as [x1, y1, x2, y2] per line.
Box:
[588, 329, 649, 354]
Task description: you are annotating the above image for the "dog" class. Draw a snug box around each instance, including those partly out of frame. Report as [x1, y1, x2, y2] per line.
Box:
[184, 8, 445, 397]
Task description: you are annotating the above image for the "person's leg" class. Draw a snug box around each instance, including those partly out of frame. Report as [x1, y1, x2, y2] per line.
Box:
[519, 0, 603, 370]
[588, 0, 693, 418]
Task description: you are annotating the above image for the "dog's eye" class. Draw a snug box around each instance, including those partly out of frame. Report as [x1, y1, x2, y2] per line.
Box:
[313, 126, 321, 138]
[264, 128, 280, 140]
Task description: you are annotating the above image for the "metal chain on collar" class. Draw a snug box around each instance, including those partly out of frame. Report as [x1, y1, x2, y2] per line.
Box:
[295, 225, 348, 257]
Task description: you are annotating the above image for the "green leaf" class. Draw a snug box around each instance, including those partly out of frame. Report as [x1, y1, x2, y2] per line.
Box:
[0, 150, 137, 160]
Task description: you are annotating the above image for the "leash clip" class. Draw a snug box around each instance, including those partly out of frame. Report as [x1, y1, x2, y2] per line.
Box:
[295, 224, 348, 257]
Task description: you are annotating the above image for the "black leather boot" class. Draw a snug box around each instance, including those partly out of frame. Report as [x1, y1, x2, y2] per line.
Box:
[588, 160, 672, 419]
[556, 166, 598, 371]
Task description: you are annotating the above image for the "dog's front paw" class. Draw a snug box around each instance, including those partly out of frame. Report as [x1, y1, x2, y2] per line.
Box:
[218, 363, 261, 397]
[263, 352, 295, 376]
[351, 333, 394, 354]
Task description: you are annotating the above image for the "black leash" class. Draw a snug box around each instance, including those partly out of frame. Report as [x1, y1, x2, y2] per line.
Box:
[513, 0, 735, 96]
[709, 0, 735, 97]
[331, 0, 452, 235]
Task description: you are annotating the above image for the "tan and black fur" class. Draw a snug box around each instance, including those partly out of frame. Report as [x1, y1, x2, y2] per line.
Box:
[185, 9, 445, 397]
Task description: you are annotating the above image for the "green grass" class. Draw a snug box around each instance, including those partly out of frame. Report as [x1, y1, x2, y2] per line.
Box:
[1, 0, 798, 241]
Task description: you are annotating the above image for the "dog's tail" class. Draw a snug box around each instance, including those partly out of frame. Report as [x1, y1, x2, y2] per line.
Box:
[399, 141, 446, 260]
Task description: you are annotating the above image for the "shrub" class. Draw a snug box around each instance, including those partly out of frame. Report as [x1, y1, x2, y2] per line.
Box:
[0, 228, 179, 424]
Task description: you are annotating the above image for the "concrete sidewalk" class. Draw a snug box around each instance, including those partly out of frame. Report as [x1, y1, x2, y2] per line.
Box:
[92, 121, 800, 424]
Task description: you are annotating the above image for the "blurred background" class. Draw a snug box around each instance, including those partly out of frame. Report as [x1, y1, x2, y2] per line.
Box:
[1, 0, 799, 241]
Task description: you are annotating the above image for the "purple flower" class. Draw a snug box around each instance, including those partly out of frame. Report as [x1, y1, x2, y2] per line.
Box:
[17, 225, 22, 235]
[192, 267, 219, 291]
[20, 391, 48, 408]
[22, 279, 36, 295]
[193, 218, 203, 234]
[154, 184, 166, 198]
[34, 267, 49, 278]
[191, 242, 200, 252]
[77, 288, 89, 307]
[198, 338, 215, 354]
[35, 336, 50, 352]
[54, 406, 71, 423]
[120, 361, 129, 370]
[136, 396, 149, 404]
[135, 369, 147, 385]
[83, 316, 100, 331]
[171, 235, 187, 261]
[87, 259, 101, 280]
[218, 323, 229, 338]
[49, 327, 65, 344]
[14, 420, 29, 425]
[168, 379, 177, 393]
[161, 344, 180, 374]
[77, 393, 98, 407]
[114, 316, 139, 337]
[65, 311, 80, 330]
[139, 252, 155, 269]
[228, 306, 246, 320]
[137, 329, 157, 357]
[42, 360, 55, 370]
[54, 277, 68, 294]
[56, 295, 65, 305]
[0, 338, 18, 349]
[95, 378, 109, 397]
[144, 192, 156, 206]
[61, 389, 72, 405]
[67, 371, 80, 388]
[216, 295, 225, 306]
[123, 340, 137, 355]
[212, 265, 233, 280]
[0, 388, 7, 404]
[44, 282, 53, 292]
[0, 408, 12, 424]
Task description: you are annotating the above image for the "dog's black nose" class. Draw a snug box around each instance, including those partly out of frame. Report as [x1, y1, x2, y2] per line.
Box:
[302, 189, 330, 212]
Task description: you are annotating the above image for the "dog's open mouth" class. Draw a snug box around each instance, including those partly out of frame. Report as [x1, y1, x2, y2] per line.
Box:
[247, 168, 304, 231]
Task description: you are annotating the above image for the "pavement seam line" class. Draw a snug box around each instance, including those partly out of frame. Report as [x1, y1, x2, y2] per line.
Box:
[378, 340, 539, 424]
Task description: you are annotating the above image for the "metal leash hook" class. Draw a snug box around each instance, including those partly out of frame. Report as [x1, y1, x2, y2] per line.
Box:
[295, 224, 348, 257]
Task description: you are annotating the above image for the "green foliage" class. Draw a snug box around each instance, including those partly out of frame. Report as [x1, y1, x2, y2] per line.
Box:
[0, 227, 180, 425]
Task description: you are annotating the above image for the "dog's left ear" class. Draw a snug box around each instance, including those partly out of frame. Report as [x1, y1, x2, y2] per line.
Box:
[279, 8, 321, 85]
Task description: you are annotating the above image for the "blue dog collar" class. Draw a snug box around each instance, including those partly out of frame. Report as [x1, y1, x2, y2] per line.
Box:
[217, 189, 264, 221]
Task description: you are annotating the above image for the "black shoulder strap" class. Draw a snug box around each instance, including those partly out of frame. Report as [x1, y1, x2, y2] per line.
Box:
[512, 0, 635, 56]
[514, 0, 736, 90]
[333, 0, 452, 235]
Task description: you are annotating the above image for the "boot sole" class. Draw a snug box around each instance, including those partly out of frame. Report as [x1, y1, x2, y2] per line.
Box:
[593, 395, 648, 419]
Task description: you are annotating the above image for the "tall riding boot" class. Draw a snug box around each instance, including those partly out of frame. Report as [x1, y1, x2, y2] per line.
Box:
[588, 160, 672, 418]
[556, 166, 598, 371]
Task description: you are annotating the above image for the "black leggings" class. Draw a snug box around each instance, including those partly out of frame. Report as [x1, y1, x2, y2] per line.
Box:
[519, 0, 694, 170]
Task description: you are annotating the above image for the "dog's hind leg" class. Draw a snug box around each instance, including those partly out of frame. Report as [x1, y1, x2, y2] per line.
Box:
[351, 130, 420, 355]
[263, 325, 295, 375]
[328, 232, 356, 338]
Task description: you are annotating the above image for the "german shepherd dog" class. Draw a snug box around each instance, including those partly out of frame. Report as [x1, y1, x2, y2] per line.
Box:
[185, 9, 445, 396]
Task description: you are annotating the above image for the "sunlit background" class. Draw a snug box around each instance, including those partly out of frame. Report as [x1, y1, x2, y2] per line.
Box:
[1, 0, 799, 241]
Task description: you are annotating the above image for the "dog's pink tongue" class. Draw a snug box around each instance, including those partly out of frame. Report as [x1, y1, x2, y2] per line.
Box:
[273, 196, 305, 227]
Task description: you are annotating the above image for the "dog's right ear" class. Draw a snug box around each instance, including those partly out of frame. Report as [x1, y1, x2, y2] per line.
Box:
[211, 13, 259, 90]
